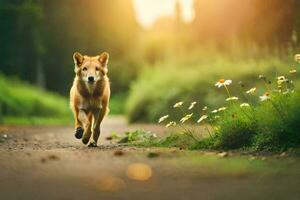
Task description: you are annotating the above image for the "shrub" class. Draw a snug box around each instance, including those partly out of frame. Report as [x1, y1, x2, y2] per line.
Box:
[0, 74, 71, 124]
[126, 49, 291, 123]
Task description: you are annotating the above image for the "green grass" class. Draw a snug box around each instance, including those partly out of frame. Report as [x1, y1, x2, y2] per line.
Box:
[126, 92, 300, 152]
[126, 49, 294, 123]
[0, 74, 72, 125]
[191, 91, 300, 151]
[122, 91, 300, 151]
[0, 74, 126, 125]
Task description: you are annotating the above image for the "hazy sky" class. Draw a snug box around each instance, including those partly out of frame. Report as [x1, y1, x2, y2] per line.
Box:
[133, 0, 195, 28]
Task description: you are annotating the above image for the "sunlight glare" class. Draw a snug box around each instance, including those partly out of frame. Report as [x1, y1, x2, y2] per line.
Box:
[133, 0, 195, 28]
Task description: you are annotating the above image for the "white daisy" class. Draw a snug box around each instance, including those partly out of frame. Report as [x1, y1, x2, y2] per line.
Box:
[277, 76, 288, 85]
[215, 79, 232, 88]
[218, 107, 227, 112]
[173, 101, 184, 108]
[180, 113, 193, 123]
[260, 92, 270, 101]
[158, 115, 169, 123]
[188, 101, 197, 110]
[197, 115, 208, 123]
[294, 54, 300, 63]
[226, 96, 239, 101]
[240, 103, 250, 107]
[166, 121, 176, 128]
[289, 69, 297, 74]
[246, 87, 256, 94]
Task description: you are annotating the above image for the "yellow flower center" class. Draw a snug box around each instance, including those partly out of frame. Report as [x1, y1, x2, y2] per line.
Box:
[219, 79, 225, 83]
[264, 92, 270, 96]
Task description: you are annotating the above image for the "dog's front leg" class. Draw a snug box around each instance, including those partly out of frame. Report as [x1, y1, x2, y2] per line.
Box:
[82, 113, 92, 144]
[88, 107, 108, 147]
[75, 109, 91, 140]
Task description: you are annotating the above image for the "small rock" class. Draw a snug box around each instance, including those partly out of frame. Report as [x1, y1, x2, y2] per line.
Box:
[106, 136, 113, 140]
[249, 156, 256, 161]
[114, 150, 124, 156]
[280, 152, 287, 157]
[218, 152, 228, 157]
[147, 152, 159, 158]
[40, 158, 47, 163]
[48, 154, 59, 160]
[3, 134, 7, 139]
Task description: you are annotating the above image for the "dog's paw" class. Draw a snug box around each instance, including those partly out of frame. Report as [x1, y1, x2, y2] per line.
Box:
[75, 127, 84, 139]
[88, 141, 97, 148]
[82, 137, 90, 145]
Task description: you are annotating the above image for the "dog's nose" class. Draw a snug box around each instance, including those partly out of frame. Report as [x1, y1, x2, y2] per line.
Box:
[88, 76, 95, 82]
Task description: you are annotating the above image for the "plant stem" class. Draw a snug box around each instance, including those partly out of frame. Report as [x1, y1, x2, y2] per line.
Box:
[178, 123, 197, 141]
[263, 79, 270, 92]
[205, 124, 213, 138]
[224, 85, 231, 98]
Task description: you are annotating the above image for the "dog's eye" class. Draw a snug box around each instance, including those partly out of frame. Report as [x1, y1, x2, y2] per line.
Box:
[96, 67, 100, 71]
[82, 67, 87, 71]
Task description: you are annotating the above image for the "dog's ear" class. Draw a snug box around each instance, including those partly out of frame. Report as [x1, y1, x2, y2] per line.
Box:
[73, 52, 84, 66]
[98, 52, 109, 66]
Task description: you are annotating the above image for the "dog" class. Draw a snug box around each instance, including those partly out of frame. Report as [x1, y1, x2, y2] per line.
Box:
[70, 52, 110, 147]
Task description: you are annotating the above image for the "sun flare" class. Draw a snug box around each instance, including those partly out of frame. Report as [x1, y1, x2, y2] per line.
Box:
[133, 0, 195, 28]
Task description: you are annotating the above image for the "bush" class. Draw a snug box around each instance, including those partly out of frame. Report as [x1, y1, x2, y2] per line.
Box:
[213, 115, 257, 149]
[126, 49, 292, 123]
[0, 74, 72, 124]
[253, 92, 300, 150]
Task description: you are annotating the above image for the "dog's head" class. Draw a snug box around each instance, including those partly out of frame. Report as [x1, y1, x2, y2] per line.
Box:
[73, 52, 109, 83]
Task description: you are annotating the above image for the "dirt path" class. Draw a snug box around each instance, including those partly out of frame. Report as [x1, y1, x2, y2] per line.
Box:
[0, 116, 300, 200]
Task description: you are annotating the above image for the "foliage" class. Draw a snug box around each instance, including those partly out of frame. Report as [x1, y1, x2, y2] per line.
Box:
[0, 74, 72, 124]
[126, 48, 293, 122]
[0, 0, 139, 94]
[126, 55, 300, 151]
[118, 130, 157, 144]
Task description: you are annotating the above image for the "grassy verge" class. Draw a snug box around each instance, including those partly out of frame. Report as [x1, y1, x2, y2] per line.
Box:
[0, 74, 72, 125]
[122, 91, 300, 151]
[0, 74, 126, 125]
[119, 55, 300, 151]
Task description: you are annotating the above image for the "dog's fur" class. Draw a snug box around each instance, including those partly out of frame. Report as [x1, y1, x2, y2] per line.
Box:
[70, 52, 110, 147]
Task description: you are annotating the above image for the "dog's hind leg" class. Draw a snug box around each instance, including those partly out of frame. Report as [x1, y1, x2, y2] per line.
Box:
[88, 106, 108, 147]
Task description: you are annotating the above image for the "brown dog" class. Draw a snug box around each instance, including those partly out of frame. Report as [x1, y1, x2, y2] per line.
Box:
[70, 52, 110, 147]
